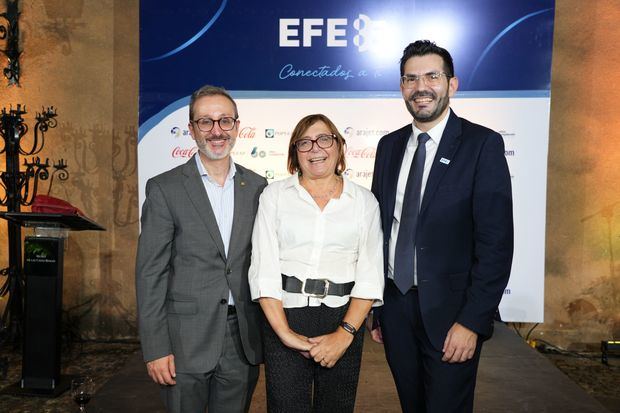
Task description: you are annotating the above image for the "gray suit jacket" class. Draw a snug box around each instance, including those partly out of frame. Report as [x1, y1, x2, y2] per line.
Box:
[136, 155, 267, 373]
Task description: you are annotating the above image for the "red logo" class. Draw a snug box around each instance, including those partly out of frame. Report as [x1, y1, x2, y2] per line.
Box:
[345, 147, 376, 159]
[239, 127, 256, 138]
[172, 146, 198, 158]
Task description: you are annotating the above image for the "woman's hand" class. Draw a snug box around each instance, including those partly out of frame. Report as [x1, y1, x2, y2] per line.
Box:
[308, 328, 354, 368]
[259, 297, 314, 358]
[277, 328, 314, 358]
[307, 297, 374, 368]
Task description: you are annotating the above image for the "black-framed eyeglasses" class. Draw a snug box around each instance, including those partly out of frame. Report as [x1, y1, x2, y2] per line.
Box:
[295, 134, 337, 152]
[191, 116, 238, 132]
[400, 72, 450, 88]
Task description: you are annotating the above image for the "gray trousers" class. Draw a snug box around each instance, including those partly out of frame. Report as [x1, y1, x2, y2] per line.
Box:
[161, 313, 260, 413]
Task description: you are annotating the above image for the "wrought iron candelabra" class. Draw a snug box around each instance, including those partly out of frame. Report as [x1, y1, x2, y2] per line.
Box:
[0, 104, 66, 343]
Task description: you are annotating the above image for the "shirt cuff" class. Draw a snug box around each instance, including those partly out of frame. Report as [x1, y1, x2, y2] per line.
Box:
[350, 280, 384, 306]
[250, 280, 283, 302]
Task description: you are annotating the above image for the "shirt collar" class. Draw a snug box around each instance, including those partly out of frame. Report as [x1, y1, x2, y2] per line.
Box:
[410, 108, 451, 148]
[195, 154, 236, 183]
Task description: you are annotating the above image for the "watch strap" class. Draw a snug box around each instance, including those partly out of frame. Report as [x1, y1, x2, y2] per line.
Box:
[341, 321, 357, 335]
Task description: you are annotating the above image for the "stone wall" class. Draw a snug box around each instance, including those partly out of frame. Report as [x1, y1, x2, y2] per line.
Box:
[541, 0, 620, 348]
[0, 0, 139, 339]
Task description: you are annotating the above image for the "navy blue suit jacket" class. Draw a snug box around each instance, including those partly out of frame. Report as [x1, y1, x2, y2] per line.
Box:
[371, 109, 514, 350]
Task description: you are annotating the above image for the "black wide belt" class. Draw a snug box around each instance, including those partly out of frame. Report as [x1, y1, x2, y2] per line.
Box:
[282, 274, 354, 298]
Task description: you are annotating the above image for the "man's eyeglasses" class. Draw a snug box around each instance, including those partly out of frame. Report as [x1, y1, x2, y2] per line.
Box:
[295, 134, 337, 152]
[400, 72, 450, 88]
[191, 117, 238, 132]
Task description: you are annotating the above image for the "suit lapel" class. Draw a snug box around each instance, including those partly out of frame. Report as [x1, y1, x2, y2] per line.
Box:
[384, 125, 411, 230]
[182, 156, 227, 260]
[228, 165, 249, 260]
[420, 110, 462, 215]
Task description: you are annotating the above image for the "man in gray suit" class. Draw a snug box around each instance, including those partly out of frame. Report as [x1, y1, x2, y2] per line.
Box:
[136, 85, 267, 413]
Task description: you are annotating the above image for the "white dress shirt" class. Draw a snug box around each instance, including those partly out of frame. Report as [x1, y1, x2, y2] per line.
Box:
[195, 154, 236, 305]
[249, 174, 384, 308]
[388, 109, 450, 285]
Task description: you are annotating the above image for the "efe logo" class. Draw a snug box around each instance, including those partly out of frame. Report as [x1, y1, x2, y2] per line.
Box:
[279, 14, 386, 52]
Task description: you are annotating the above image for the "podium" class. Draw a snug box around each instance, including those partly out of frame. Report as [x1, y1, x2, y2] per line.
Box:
[0, 212, 104, 397]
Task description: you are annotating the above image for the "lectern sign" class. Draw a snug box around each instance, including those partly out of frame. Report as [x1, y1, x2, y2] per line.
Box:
[24, 239, 60, 276]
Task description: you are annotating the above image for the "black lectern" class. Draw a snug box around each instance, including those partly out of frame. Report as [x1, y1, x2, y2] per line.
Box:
[0, 212, 104, 397]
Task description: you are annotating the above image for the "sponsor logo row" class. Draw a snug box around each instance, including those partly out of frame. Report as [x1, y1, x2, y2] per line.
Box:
[170, 146, 512, 161]
[170, 146, 285, 159]
[171, 146, 376, 159]
[171, 126, 387, 140]
[172, 126, 518, 141]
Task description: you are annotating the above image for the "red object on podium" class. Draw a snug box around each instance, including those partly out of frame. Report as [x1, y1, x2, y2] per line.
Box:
[30, 195, 84, 216]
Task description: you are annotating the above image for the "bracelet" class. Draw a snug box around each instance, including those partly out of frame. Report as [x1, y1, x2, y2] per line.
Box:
[340, 321, 357, 335]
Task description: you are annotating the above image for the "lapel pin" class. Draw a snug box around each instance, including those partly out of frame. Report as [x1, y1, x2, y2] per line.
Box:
[440, 157, 451, 165]
[240, 181, 246, 186]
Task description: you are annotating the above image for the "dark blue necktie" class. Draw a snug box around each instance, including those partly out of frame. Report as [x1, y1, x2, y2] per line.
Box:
[393, 132, 430, 294]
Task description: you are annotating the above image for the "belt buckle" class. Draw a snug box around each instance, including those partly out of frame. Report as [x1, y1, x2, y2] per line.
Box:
[301, 278, 330, 299]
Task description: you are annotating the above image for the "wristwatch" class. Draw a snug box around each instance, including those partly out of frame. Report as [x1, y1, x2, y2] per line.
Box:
[340, 321, 357, 335]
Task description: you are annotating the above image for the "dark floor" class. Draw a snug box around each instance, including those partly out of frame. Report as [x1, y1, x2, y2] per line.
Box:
[1, 324, 618, 412]
[90, 324, 615, 412]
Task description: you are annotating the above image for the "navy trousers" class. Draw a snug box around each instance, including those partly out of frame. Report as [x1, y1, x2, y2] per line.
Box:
[380, 280, 483, 413]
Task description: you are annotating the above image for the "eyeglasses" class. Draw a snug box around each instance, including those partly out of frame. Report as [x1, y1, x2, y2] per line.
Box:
[295, 134, 336, 152]
[400, 72, 450, 88]
[191, 116, 238, 132]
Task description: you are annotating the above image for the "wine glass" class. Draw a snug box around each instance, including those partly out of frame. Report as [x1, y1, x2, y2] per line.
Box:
[71, 376, 94, 412]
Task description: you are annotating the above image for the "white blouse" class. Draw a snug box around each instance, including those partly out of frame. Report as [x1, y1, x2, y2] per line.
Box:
[249, 174, 384, 308]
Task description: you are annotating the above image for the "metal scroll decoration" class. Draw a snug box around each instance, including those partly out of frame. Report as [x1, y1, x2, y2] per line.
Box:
[0, 0, 21, 86]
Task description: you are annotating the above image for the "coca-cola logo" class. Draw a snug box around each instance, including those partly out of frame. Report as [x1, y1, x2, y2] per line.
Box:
[345, 147, 376, 158]
[239, 127, 256, 138]
[172, 146, 198, 158]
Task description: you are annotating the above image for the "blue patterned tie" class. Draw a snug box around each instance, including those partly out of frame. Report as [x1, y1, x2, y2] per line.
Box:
[393, 132, 430, 294]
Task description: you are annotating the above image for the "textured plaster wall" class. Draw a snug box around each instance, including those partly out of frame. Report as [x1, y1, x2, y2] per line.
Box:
[0, 0, 618, 347]
[0, 0, 139, 339]
[539, 0, 620, 348]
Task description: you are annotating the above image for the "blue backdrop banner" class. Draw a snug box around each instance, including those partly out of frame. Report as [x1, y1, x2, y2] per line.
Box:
[138, 0, 555, 323]
[140, 0, 555, 125]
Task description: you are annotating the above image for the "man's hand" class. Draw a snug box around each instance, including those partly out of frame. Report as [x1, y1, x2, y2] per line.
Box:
[442, 322, 477, 363]
[146, 354, 176, 385]
[308, 329, 354, 368]
[366, 315, 383, 344]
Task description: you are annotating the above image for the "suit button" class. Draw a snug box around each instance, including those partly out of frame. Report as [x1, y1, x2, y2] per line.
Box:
[220, 299, 227, 304]
[226, 268, 232, 275]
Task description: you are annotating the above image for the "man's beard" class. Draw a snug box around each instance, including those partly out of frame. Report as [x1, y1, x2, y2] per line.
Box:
[197, 136, 236, 160]
[405, 90, 450, 124]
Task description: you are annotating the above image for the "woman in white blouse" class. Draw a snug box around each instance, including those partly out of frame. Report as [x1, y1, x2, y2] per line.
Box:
[249, 114, 384, 412]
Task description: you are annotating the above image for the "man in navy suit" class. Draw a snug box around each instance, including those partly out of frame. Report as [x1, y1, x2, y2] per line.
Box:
[370, 40, 514, 413]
